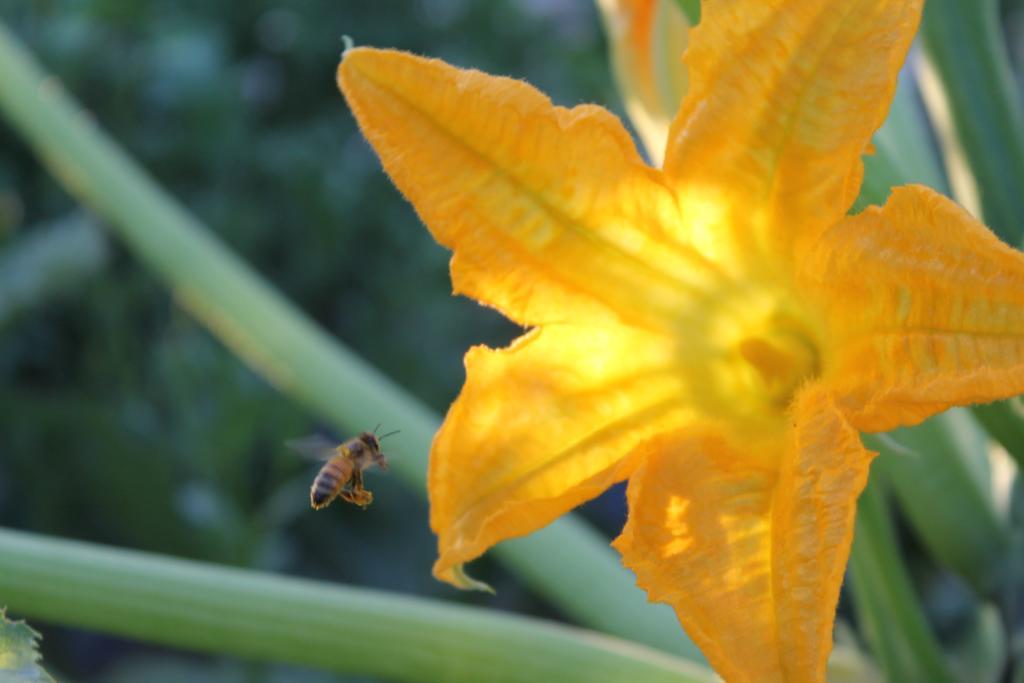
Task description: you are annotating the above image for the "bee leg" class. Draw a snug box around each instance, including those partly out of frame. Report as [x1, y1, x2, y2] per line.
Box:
[341, 470, 374, 508]
[341, 488, 374, 508]
[352, 490, 374, 508]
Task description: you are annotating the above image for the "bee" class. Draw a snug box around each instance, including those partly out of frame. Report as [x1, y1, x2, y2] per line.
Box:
[288, 428, 396, 510]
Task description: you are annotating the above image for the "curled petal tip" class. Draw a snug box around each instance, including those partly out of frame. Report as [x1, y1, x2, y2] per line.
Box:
[443, 564, 495, 594]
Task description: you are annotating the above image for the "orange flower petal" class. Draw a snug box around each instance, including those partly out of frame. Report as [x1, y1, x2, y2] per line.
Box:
[338, 47, 717, 333]
[801, 185, 1024, 432]
[663, 0, 922, 257]
[596, 0, 691, 165]
[429, 323, 692, 587]
[615, 385, 873, 683]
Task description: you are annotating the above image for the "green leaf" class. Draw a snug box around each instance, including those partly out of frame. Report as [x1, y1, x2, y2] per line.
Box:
[921, 0, 1024, 246]
[873, 60, 950, 196]
[856, 62, 949, 210]
[849, 478, 959, 683]
[0, 609, 54, 683]
[670, 0, 700, 24]
[973, 399, 1024, 473]
[947, 604, 1006, 683]
[856, 62, 950, 211]
[866, 410, 1010, 596]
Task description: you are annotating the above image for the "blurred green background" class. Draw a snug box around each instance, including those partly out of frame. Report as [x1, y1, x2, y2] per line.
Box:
[8, 1, 1024, 681]
[0, 2, 624, 681]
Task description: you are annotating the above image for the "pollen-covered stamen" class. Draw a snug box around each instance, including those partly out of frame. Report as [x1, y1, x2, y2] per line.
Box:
[738, 324, 820, 409]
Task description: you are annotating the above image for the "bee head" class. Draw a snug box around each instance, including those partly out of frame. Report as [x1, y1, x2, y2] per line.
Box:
[359, 431, 381, 453]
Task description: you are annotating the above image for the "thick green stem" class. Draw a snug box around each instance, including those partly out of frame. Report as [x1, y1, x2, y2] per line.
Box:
[0, 529, 711, 683]
[0, 21, 700, 661]
[921, 0, 1024, 246]
[849, 479, 958, 683]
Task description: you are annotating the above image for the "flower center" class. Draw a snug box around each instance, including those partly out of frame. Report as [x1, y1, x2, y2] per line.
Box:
[736, 323, 820, 410]
[681, 286, 823, 431]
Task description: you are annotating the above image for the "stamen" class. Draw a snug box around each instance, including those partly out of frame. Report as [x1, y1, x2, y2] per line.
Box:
[737, 327, 819, 408]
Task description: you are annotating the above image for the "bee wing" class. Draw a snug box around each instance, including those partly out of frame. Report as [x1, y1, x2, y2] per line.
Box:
[286, 435, 338, 462]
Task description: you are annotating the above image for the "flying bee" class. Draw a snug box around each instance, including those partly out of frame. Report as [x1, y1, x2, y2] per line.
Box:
[287, 428, 396, 510]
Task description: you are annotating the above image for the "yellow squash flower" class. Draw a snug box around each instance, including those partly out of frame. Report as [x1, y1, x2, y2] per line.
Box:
[338, 1, 1024, 680]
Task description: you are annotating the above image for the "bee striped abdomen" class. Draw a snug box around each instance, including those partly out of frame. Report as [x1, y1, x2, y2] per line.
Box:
[310, 456, 350, 509]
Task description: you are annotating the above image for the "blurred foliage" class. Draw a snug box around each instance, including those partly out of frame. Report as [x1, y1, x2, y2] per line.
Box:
[0, 1, 626, 680]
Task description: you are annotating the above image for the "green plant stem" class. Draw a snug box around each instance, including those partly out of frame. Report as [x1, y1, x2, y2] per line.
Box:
[866, 410, 1009, 596]
[0, 21, 702, 661]
[849, 478, 958, 683]
[0, 528, 712, 683]
[921, 0, 1024, 246]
